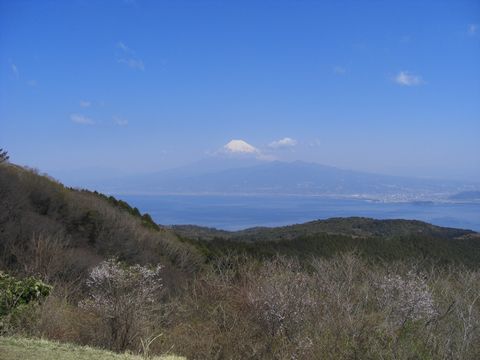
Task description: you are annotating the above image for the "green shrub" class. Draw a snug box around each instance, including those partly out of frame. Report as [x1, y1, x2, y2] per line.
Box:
[0, 272, 52, 318]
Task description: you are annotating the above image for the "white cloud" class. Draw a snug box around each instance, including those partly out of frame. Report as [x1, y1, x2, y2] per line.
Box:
[394, 71, 424, 86]
[269, 137, 297, 149]
[70, 113, 94, 125]
[224, 139, 258, 154]
[80, 100, 91, 108]
[11, 64, 19, 78]
[113, 116, 128, 126]
[118, 58, 145, 70]
[468, 24, 478, 35]
[333, 66, 346, 75]
[117, 41, 130, 52]
[117, 41, 145, 71]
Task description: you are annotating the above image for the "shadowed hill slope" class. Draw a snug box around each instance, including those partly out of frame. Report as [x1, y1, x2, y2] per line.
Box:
[0, 164, 203, 284]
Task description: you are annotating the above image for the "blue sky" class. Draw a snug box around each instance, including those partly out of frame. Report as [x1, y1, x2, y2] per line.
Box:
[1, 0, 479, 180]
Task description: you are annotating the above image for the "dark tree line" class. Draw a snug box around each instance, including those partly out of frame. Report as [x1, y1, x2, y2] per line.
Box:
[0, 148, 9, 164]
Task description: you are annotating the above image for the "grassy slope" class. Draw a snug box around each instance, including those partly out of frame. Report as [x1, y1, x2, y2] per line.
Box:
[0, 337, 184, 360]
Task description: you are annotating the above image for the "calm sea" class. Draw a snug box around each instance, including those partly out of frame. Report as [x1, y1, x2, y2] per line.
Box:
[116, 195, 480, 232]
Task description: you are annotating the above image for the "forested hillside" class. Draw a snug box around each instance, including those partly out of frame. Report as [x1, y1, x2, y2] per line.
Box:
[0, 164, 203, 280]
[174, 217, 480, 268]
[175, 216, 476, 241]
[1, 163, 480, 359]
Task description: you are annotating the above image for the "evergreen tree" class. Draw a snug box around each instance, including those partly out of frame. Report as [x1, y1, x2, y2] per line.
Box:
[0, 148, 9, 164]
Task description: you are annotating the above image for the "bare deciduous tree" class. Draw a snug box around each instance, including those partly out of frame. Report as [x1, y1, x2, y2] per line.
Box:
[247, 258, 316, 358]
[376, 271, 437, 327]
[79, 259, 164, 351]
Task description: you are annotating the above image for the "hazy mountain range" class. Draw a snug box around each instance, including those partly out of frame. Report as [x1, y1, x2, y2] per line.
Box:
[52, 159, 480, 202]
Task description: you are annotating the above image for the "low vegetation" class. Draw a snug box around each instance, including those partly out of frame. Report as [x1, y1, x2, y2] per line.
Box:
[0, 336, 184, 360]
[0, 271, 51, 332]
[1, 163, 480, 359]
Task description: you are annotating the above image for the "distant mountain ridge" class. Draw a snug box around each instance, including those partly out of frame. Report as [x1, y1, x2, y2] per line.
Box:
[68, 160, 480, 201]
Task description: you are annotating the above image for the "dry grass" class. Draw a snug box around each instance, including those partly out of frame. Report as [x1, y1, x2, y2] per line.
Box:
[0, 336, 184, 360]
